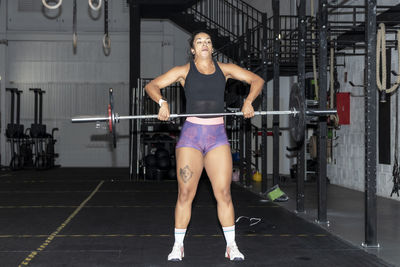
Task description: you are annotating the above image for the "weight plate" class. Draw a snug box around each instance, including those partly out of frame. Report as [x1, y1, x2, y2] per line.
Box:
[109, 88, 117, 148]
[289, 83, 305, 143]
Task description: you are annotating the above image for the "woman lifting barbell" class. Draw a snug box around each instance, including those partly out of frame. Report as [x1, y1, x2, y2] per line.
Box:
[145, 30, 264, 262]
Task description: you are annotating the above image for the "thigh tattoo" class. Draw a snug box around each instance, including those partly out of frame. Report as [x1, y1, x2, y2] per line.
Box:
[179, 165, 193, 183]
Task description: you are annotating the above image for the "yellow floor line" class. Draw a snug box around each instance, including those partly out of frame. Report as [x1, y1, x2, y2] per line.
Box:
[18, 180, 104, 267]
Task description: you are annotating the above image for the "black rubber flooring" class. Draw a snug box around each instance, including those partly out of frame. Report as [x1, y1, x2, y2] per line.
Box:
[0, 168, 394, 267]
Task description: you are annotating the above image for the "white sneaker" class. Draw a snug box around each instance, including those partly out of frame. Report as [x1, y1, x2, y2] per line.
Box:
[167, 243, 184, 261]
[225, 242, 244, 261]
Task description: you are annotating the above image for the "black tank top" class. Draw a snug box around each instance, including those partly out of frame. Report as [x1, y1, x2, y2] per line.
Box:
[184, 59, 226, 114]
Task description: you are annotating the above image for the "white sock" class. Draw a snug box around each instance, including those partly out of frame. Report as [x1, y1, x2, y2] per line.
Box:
[174, 228, 186, 245]
[222, 225, 235, 246]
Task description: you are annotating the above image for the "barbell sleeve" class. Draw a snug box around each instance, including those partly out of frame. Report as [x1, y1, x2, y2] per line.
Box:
[72, 115, 110, 123]
[305, 109, 337, 116]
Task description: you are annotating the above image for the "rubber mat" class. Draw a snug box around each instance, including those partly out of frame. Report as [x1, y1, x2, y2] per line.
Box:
[0, 168, 394, 267]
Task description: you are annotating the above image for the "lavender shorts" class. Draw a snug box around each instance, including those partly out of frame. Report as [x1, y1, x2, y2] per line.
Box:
[176, 117, 230, 155]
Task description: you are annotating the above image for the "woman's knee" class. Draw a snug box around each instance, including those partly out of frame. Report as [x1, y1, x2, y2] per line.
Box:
[214, 188, 232, 204]
[177, 188, 196, 203]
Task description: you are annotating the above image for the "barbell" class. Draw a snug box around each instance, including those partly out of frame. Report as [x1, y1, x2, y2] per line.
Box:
[71, 84, 337, 147]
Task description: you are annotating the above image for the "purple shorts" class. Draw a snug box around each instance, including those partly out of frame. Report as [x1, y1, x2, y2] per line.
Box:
[176, 117, 230, 155]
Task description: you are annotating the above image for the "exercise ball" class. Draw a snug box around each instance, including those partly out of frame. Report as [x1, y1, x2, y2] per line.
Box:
[170, 155, 176, 167]
[167, 168, 176, 180]
[145, 154, 157, 167]
[157, 156, 171, 170]
[155, 169, 168, 181]
[145, 168, 157, 180]
[156, 148, 169, 159]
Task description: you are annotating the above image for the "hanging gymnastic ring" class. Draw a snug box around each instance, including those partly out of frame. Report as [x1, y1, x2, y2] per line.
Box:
[89, 0, 102, 11]
[103, 33, 111, 51]
[42, 0, 62, 10]
[73, 33, 77, 50]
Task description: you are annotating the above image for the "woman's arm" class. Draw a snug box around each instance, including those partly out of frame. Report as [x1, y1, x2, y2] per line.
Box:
[145, 64, 188, 104]
[144, 64, 188, 120]
[220, 63, 265, 118]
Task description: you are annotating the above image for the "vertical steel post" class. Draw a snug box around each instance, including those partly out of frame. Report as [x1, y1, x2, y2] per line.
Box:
[245, 119, 252, 187]
[239, 116, 245, 185]
[296, 0, 306, 213]
[245, 27, 252, 187]
[129, 0, 140, 180]
[34, 91, 38, 124]
[10, 90, 15, 124]
[317, 0, 328, 224]
[272, 0, 280, 186]
[16, 90, 21, 125]
[261, 13, 268, 193]
[39, 91, 43, 125]
[363, 0, 379, 248]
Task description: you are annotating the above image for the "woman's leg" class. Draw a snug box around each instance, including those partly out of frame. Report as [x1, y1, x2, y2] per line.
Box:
[203, 144, 234, 227]
[204, 144, 244, 261]
[174, 147, 204, 229]
[168, 147, 204, 261]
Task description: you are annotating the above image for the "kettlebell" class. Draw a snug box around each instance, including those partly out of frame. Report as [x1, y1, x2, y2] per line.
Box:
[252, 171, 262, 182]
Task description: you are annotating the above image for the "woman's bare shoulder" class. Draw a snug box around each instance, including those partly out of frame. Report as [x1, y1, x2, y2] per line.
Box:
[173, 63, 190, 85]
[217, 61, 236, 70]
[169, 63, 189, 78]
[217, 61, 237, 78]
[175, 63, 190, 72]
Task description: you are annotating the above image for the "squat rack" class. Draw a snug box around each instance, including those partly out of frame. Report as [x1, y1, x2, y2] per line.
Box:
[293, 0, 400, 248]
[265, 0, 397, 248]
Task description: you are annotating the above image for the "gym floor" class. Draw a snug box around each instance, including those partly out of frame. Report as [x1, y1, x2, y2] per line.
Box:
[250, 178, 400, 267]
[0, 168, 395, 267]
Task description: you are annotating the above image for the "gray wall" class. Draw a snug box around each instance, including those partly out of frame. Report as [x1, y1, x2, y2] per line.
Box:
[0, 0, 190, 167]
[0, 0, 7, 166]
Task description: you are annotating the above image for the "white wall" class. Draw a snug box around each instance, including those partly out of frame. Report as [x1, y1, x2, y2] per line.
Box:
[327, 54, 366, 191]
[328, 48, 400, 201]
